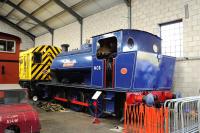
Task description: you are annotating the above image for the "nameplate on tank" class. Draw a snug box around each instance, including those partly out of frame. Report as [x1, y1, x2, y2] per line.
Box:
[63, 59, 77, 67]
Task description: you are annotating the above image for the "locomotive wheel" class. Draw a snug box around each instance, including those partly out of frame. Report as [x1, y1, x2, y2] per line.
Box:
[70, 91, 84, 112]
[88, 96, 104, 118]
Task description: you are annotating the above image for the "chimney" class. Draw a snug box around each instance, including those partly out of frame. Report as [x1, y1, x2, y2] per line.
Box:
[61, 44, 69, 52]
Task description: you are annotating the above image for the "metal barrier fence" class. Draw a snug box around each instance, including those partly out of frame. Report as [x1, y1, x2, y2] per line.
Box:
[164, 96, 200, 133]
[124, 96, 200, 133]
[124, 103, 169, 133]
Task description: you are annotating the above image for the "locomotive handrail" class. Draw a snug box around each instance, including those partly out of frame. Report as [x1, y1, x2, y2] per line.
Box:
[58, 48, 92, 56]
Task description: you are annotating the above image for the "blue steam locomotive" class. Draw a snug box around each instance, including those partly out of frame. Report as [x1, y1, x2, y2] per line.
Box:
[38, 29, 176, 117]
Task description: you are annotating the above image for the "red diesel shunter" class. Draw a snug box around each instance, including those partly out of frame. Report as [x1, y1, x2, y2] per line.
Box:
[0, 32, 41, 133]
[0, 32, 20, 84]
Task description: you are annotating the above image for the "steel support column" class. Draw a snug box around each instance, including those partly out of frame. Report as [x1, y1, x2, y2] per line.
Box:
[124, 0, 132, 29]
[80, 21, 83, 45]
[52, 30, 54, 46]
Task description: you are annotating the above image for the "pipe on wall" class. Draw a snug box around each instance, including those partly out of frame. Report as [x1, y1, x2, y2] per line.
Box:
[52, 30, 54, 46]
[125, 0, 132, 29]
[80, 21, 83, 46]
[129, 0, 132, 29]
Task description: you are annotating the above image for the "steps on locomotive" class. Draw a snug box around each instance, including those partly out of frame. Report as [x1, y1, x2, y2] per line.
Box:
[103, 92, 115, 116]
[103, 111, 116, 116]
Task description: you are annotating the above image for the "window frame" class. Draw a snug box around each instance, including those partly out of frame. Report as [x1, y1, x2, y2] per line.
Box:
[33, 52, 43, 64]
[0, 39, 16, 53]
[159, 19, 183, 57]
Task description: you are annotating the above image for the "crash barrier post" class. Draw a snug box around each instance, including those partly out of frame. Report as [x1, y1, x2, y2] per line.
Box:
[124, 102, 168, 133]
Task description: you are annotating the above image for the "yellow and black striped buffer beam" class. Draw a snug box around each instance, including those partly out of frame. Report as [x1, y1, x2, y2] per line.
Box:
[31, 45, 61, 81]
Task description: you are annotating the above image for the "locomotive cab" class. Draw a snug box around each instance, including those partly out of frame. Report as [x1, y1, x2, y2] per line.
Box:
[96, 37, 117, 87]
[91, 29, 175, 91]
[0, 32, 20, 84]
[96, 37, 117, 59]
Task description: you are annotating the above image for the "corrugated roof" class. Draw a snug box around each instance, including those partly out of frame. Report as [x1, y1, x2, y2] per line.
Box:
[0, 0, 124, 37]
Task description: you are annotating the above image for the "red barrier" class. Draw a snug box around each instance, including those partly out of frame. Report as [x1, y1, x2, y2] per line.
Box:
[54, 97, 68, 102]
[53, 96, 89, 107]
[124, 103, 169, 133]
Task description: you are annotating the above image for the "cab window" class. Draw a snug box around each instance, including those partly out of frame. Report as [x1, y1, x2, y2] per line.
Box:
[7, 41, 15, 52]
[0, 90, 28, 104]
[0, 40, 6, 51]
[33, 52, 42, 63]
[0, 39, 15, 53]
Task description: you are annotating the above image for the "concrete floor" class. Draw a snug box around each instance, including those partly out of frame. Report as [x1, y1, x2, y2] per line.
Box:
[35, 106, 123, 133]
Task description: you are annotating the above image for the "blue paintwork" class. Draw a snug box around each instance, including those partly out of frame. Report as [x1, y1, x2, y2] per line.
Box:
[91, 57, 104, 88]
[121, 30, 161, 54]
[51, 45, 93, 85]
[156, 56, 176, 89]
[133, 52, 161, 90]
[51, 50, 92, 70]
[50, 29, 176, 113]
[133, 52, 176, 90]
[52, 43, 92, 69]
[115, 52, 136, 90]
[104, 92, 115, 113]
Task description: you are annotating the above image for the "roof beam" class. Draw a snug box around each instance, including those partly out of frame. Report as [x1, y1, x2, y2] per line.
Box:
[28, 0, 88, 32]
[1, 0, 54, 34]
[27, 10, 65, 32]
[16, 0, 52, 26]
[5, 0, 25, 18]
[53, 0, 83, 23]
[0, 16, 35, 40]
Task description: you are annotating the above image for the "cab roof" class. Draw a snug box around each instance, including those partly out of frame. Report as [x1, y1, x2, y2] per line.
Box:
[20, 45, 60, 56]
[92, 29, 160, 40]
